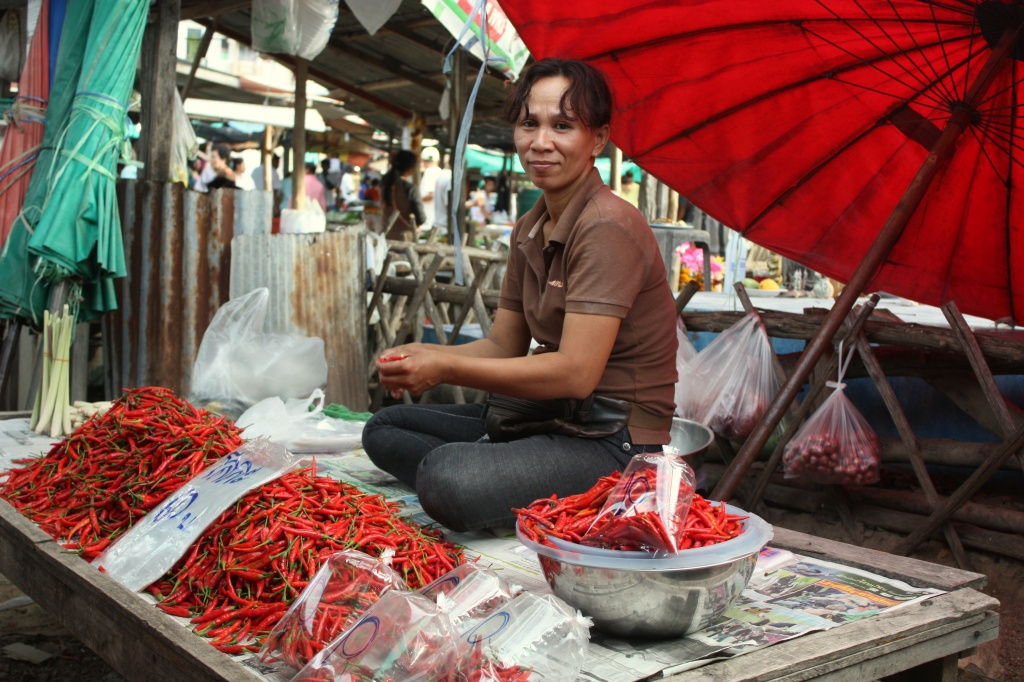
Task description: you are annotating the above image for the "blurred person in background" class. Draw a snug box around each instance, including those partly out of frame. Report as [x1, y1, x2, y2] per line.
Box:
[380, 150, 425, 241]
[419, 147, 443, 229]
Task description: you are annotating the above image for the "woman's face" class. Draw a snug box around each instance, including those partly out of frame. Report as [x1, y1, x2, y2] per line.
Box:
[513, 76, 609, 198]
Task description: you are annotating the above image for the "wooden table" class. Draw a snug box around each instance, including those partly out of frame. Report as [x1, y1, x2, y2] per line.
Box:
[0, 501, 997, 682]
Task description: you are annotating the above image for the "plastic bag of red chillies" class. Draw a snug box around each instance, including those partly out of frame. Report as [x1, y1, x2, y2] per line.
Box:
[782, 344, 881, 486]
[582, 452, 697, 554]
[293, 589, 458, 681]
[257, 550, 407, 671]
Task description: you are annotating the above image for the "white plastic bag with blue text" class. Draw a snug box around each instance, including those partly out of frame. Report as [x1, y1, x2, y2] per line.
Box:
[93, 440, 299, 591]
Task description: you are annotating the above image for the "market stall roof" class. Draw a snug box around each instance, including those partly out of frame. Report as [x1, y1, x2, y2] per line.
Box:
[179, 0, 519, 151]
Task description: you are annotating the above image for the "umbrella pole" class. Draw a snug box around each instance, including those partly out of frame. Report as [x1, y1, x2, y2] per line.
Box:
[712, 24, 1023, 502]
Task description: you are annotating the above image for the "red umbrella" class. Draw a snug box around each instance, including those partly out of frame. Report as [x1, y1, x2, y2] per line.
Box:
[502, 0, 1022, 322]
[500, 1, 1024, 496]
[0, 0, 49, 249]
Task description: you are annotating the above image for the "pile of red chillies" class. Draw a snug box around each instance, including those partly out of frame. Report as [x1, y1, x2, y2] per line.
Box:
[0, 386, 243, 559]
[147, 466, 464, 654]
[515, 471, 746, 551]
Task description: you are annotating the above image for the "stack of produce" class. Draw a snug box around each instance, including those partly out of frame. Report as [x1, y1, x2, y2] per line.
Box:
[147, 466, 464, 654]
[1, 386, 243, 558]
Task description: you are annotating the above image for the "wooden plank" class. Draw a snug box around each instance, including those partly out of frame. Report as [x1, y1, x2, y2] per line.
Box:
[779, 611, 997, 681]
[853, 332, 971, 569]
[768, 526, 987, 590]
[680, 309, 1024, 369]
[0, 500, 256, 681]
[662, 589, 998, 681]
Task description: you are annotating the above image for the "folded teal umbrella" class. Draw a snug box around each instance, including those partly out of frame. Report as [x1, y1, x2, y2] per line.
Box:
[27, 0, 147, 320]
[0, 0, 93, 323]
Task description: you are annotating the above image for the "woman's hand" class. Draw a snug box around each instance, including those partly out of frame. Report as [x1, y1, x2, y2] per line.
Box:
[376, 346, 446, 398]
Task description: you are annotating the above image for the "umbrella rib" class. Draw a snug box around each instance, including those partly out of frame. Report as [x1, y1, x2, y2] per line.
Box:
[799, 16, 971, 110]
[630, 32, 967, 159]
[743, 119, 891, 236]
[1007, 60, 1019, 321]
[810, 0, 959, 102]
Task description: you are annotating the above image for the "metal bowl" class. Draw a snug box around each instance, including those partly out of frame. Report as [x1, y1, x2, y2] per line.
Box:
[667, 417, 713, 477]
[519, 508, 771, 639]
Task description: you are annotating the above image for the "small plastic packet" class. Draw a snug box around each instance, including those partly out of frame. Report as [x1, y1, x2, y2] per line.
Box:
[294, 590, 458, 682]
[456, 592, 592, 682]
[420, 564, 517, 636]
[582, 452, 697, 553]
[257, 550, 407, 671]
[782, 344, 881, 485]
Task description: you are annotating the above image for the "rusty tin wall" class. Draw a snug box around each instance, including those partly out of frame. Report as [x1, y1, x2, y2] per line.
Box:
[230, 228, 368, 411]
[106, 182, 273, 398]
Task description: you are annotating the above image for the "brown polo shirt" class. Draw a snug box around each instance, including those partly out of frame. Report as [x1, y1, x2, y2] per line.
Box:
[500, 168, 677, 444]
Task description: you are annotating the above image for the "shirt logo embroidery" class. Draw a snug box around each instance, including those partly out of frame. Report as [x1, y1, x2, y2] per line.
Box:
[547, 279, 564, 288]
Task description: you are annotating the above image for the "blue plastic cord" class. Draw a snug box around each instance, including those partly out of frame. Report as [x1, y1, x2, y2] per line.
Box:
[443, 0, 507, 285]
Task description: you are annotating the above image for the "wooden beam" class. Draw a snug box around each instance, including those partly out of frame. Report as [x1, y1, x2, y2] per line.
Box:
[199, 19, 413, 120]
[179, 1, 248, 21]
[179, 19, 216, 103]
[322, 40, 445, 94]
[139, 0, 181, 183]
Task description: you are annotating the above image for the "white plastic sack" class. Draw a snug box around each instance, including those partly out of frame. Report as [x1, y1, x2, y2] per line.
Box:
[280, 205, 326, 234]
[236, 389, 366, 454]
[93, 440, 299, 591]
[170, 88, 198, 186]
[189, 288, 328, 416]
[251, 0, 339, 60]
[674, 317, 698, 417]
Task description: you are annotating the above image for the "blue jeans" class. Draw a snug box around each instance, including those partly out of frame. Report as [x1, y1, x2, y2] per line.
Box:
[362, 403, 662, 532]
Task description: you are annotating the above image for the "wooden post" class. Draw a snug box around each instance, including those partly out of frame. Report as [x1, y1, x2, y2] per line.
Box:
[610, 144, 622, 193]
[449, 49, 468, 246]
[262, 125, 274, 191]
[138, 0, 180, 183]
[292, 59, 308, 210]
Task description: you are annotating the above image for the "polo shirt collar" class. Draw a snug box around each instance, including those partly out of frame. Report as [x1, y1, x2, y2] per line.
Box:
[515, 167, 606, 246]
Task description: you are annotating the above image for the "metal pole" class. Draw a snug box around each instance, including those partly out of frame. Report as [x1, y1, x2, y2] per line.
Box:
[293, 59, 308, 210]
[712, 23, 1024, 501]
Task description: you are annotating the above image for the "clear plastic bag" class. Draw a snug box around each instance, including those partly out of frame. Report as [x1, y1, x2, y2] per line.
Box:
[783, 345, 881, 485]
[258, 550, 407, 671]
[170, 88, 198, 186]
[250, 0, 299, 54]
[420, 564, 516, 636]
[674, 317, 698, 417]
[93, 440, 299, 591]
[236, 389, 365, 454]
[189, 288, 328, 417]
[295, 590, 458, 682]
[456, 592, 592, 682]
[251, 0, 339, 60]
[677, 312, 779, 440]
[582, 452, 697, 553]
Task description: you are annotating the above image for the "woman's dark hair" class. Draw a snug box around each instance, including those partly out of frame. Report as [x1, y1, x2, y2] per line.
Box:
[504, 59, 612, 129]
[388, 149, 418, 176]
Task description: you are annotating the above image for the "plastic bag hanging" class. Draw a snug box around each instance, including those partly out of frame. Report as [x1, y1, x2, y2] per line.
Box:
[782, 341, 881, 485]
[676, 312, 780, 441]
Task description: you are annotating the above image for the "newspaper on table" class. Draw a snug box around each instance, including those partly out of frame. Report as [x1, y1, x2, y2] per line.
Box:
[303, 452, 947, 681]
[0, 417, 57, 480]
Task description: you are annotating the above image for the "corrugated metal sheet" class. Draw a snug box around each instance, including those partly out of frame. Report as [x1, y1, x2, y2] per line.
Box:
[106, 181, 273, 398]
[230, 229, 369, 411]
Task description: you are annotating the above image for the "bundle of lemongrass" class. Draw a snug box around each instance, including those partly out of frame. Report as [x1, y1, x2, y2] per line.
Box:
[31, 305, 76, 438]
